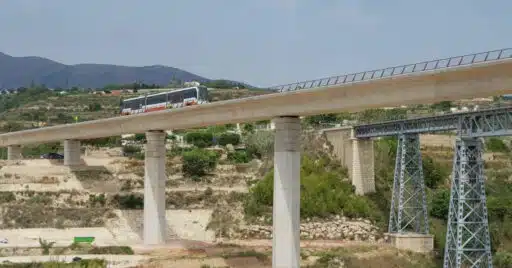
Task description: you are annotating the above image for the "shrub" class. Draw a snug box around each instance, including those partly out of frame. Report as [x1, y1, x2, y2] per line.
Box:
[88, 102, 102, 112]
[494, 252, 512, 268]
[185, 131, 213, 148]
[88, 246, 134, 255]
[1, 121, 24, 132]
[22, 142, 62, 157]
[1, 259, 107, 267]
[486, 137, 509, 153]
[88, 194, 107, 207]
[217, 132, 241, 146]
[134, 133, 146, 143]
[245, 131, 274, 159]
[38, 238, 55, 255]
[242, 123, 254, 134]
[0, 192, 16, 203]
[430, 189, 450, 220]
[122, 145, 141, 156]
[244, 154, 381, 221]
[182, 149, 219, 176]
[227, 150, 252, 163]
[82, 136, 121, 147]
[422, 155, 448, 189]
[111, 194, 143, 209]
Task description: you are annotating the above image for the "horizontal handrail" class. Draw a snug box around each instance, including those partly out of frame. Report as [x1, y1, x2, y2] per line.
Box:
[269, 48, 512, 92]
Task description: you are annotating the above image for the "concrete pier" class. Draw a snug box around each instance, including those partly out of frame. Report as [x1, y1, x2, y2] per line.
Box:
[7, 145, 21, 160]
[143, 130, 167, 245]
[272, 116, 301, 268]
[63, 140, 81, 166]
[322, 127, 375, 195]
[350, 135, 375, 195]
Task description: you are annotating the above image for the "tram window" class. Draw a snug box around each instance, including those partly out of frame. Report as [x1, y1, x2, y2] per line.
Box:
[124, 99, 139, 110]
[146, 94, 166, 105]
[132, 98, 144, 109]
[167, 93, 181, 103]
[198, 86, 208, 101]
[183, 89, 197, 99]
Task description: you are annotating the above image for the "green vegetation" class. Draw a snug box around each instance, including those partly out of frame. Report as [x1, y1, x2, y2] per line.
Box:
[494, 251, 512, 268]
[307, 246, 438, 268]
[227, 150, 252, 164]
[38, 238, 55, 255]
[0, 260, 106, 268]
[122, 145, 142, 158]
[87, 246, 134, 255]
[0, 86, 125, 134]
[422, 155, 449, 189]
[245, 131, 274, 159]
[21, 143, 62, 158]
[202, 79, 250, 89]
[185, 131, 214, 148]
[430, 100, 453, 112]
[217, 132, 241, 146]
[0, 205, 112, 228]
[111, 194, 144, 209]
[486, 137, 510, 153]
[182, 149, 220, 176]
[82, 136, 121, 147]
[244, 153, 382, 223]
[184, 130, 241, 148]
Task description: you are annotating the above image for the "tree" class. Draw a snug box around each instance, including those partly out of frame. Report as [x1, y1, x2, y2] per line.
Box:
[430, 101, 452, 112]
[303, 114, 338, 126]
[422, 155, 448, 189]
[245, 131, 274, 159]
[134, 133, 146, 143]
[88, 102, 102, 112]
[182, 149, 219, 176]
[430, 189, 450, 220]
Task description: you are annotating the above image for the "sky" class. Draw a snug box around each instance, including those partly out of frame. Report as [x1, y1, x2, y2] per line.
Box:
[0, 0, 511, 87]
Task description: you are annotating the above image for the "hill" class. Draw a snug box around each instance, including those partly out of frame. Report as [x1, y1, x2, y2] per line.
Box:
[0, 87, 273, 133]
[0, 52, 243, 89]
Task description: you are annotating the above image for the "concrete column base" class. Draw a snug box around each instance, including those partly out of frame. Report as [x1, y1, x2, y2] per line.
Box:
[64, 140, 81, 166]
[7, 145, 22, 160]
[385, 233, 434, 253]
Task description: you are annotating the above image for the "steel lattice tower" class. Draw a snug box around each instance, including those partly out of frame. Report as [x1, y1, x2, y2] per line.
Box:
[443, 138, 493, 268]
[388, 134, 429, 234]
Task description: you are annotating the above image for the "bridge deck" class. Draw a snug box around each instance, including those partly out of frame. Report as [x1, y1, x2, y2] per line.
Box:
[1, 48, 512, 146]
[354, 106, 512, 138]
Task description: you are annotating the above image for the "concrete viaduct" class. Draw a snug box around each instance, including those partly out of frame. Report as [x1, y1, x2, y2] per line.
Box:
[1, 48, 512, 268]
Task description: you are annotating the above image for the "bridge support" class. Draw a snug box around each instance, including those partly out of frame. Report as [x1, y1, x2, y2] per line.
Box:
[443, 138, 492, 268]
[64, 140, 81, 166]
[272, 116, 301, 268]
[144, 130, 167, 245]
[322, 127, 375, 195]
[7, 145, 21, 160]
[387, 134, 432, 253]
[350, 135, 375, 195]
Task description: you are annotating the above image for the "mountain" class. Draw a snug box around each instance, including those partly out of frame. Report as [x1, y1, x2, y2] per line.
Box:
[0, 52, 212, 89]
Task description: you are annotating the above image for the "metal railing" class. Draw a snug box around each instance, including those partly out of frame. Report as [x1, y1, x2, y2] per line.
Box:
[269, 48, 512, 92]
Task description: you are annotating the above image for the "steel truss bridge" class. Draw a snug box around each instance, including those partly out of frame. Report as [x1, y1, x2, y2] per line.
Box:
[354, 106, 512, 138]
[353, 106, 512, 268]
